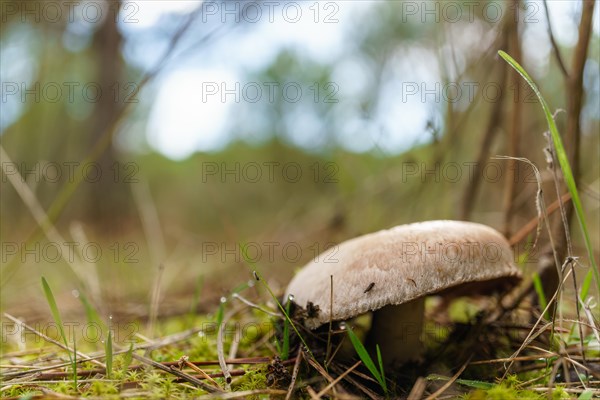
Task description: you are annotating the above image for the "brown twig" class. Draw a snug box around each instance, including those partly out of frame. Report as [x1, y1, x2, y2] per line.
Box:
[176, 369, 247, 382]
[2, 313, 104, 368]
[194, 389, 288, 400]
[130, 353, 224, 394]
[330, 364, 380, 400]
[285, 348, 303, 400]
[306, 385, 319, 399]
[6, 366, 246, 383]
[179, 356, 221, 389]
[502, 268, 573, 379]
[508, 192, 572, 246]
[217, 307, 243, 388]
[306, 355, 334, 384]
[407, 376, 428, 400]
[165, 356, 273, 366]
[314, 361, 361, 399]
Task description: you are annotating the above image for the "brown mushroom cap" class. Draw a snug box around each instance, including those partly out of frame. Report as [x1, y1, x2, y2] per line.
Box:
[285, 220, 521, 328]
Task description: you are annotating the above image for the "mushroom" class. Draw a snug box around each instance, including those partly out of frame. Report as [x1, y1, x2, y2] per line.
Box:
[285, 220, 521, 365]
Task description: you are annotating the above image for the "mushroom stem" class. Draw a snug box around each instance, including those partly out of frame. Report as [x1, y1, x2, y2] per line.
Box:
[366, 297, 425, 365]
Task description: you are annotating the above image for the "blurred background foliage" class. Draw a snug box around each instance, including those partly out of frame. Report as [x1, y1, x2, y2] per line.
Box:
[1, 0, 598, 322]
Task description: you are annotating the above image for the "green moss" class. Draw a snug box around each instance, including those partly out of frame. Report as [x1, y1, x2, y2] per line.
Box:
[447, 298, 481, 324]
[83, 380, 119, 396]
[551, 386, 572, 399]
[0, 387, 38, 398]
[466, 385, 540, 399]
[232, 367, 268, 391]
[464, 383, 574, 400]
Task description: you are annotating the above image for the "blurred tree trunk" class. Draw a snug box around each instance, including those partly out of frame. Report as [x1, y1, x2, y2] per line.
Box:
[87, 0, 129, 233]
[502, 0, 522, 237]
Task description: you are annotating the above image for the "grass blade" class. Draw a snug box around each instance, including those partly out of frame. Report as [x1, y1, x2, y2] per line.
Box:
[187, 276, 204, 328]
[78, 292, 99, 325]
[190, 275, 203, 314]
[122, 342, 134, 373]
[78, 291, 107, 334]
[215, 297, 226, 326]
[498, 50, 599, 300]
[237, 243, 316, 360]
[273, 335, 282, 354]
[454, 379, 493, 390]
[427, 374, 493, 390]
[252, 270, 316, 361]
[281, 300, 291, 360]
[105, 331, 113, 379]
[41, 277, 72, 362]
[579, 270, 594, 304]
[376, 344, 388, 393]
[346, 325, 387, 393]
[532, 273, 549, 319]
[72, 332, 78, 391]
[578, 390, 594, 400]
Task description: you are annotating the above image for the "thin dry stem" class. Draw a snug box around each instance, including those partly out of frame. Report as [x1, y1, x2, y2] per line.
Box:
[2, 313, 104, 369]
[285, 348, 303, 400]
[314, 361, 361, 399]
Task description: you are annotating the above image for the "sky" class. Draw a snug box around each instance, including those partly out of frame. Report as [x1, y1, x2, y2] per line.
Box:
[125, 0, 599, 160]
[127, 1, 370, 158]
[1, 1, 598, 160]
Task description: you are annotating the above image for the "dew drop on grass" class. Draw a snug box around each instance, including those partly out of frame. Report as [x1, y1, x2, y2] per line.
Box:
[339, 322, 347, 331]
[287, 294, 295, 302]
[220, 297, 227, 304]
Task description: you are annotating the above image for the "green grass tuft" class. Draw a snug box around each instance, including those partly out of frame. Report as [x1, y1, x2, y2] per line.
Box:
[41, 277, 74, 366]
[499, 50, 599, 303]
[346, 325, 388, 394]
[532, 272, 549, 319]
[281, 299, 291, 360]
[105, 331, 113, 379]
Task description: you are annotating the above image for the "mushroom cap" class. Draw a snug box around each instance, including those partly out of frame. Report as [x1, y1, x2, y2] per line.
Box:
[285, 220, 521, 328]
